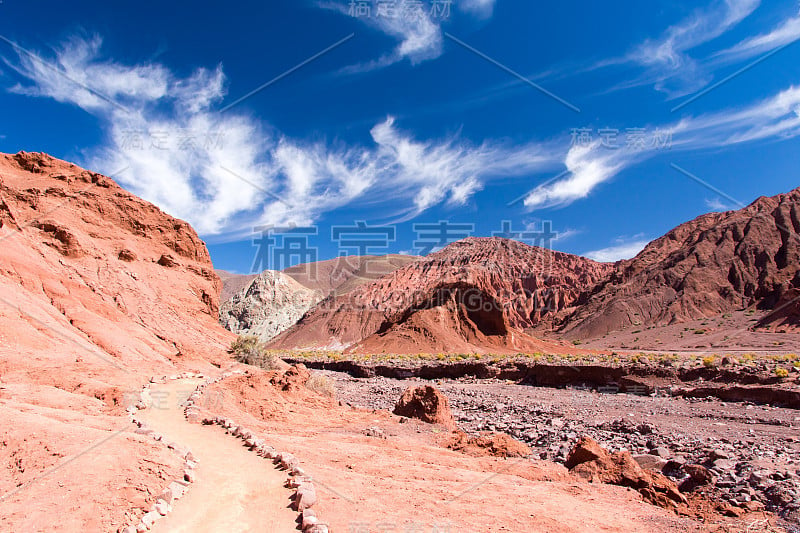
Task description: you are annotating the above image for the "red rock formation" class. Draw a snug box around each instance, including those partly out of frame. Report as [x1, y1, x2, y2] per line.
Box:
[269, 237, 613, 353]
[283, 254, 420, 296]
[0, 152, 233, 529]
[443, 431, 532, 458]
[754, 287, 800, 332]
[566, 436, 686, 509]
[218, 255, 419, 304]
[393, 385, 456, 429]
[559, 188, 800, 338]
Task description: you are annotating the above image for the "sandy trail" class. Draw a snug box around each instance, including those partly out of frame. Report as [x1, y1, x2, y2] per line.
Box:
[139, 379, 298, 533]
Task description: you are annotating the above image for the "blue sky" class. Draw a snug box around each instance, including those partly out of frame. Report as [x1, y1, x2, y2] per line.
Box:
[1, 0, 799, 272]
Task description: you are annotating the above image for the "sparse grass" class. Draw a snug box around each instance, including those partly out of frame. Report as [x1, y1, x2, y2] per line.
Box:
[774, 367, 789, 379]
[229, 335, 281, 370]
[305, 372, 336, 397]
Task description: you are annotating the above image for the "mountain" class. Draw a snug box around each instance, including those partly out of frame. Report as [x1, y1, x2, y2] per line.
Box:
[218, 255, 420, 305]
[0, 152, 232, 528]
[219, 270, 322, 342]
[558, 187, 800, 338]
[268, 237, 613, 353]
[282, 254, 420, 296]
[218, 255, 420, 342]
[217, 270, 258, 302]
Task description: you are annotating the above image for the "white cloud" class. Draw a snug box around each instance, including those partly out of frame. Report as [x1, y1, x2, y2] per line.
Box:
[4, 35, 563, 240]
[716, 7, 800, 61]
[551, 227, 580, 242]
[584, 238, 650, 262]
[523, 141, 631, 209]
[370, 116, 555, 213]
[321, 1, 443, 71]
[460, 0, 496, 18]
[705, 197, 737, 211]
[323, 0, 498, 72]
[602, 0, 760, 96]
[522, 85, 800, 211]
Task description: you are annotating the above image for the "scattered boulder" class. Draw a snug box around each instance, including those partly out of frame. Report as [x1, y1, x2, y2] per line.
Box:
[393, 385, 456, 430]
[118, 248, 137, 261]
[633, 454, 668, 473]
[271, 364, 310, 392]
[566, 436, 686, 509]
[444, 431, 532, 458]
[157, 254, 179, 267]
[683, 463, 714, 485]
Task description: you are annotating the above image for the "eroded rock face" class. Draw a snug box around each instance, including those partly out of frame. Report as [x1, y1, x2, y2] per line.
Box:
[755, 287, 800, 332]
[393, 385, 457, 430]
[269, 237, 612, 353]
[444, 431, 532, 458]
[560, 187, 800, 338]
[219, 270, 322, 342]
[566, 437, 686, 509]
[0, 151, 233, 530]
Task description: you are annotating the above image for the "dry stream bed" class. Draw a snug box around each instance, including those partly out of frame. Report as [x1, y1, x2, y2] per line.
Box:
[292, 357, 800, 529]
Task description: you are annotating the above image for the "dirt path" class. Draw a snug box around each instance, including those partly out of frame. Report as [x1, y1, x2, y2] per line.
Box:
[139, 379, 298, 533]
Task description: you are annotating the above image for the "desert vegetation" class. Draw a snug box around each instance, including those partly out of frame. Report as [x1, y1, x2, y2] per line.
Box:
[229, 335, 281, 370]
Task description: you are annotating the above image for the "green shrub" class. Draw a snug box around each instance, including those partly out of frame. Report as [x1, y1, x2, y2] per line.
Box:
[775, 367, 789, 378]
[702, 356, 716, 368]
[229, 335, 280, 370]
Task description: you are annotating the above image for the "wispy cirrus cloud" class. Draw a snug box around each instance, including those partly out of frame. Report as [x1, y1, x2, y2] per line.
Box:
[2, 34, 561, 240]
[321, 0, 498, 72]
[320, 1, 443, 72]
[584, 235, 650, 262]
[460, 0, 496, 18]
[521, 84, 800, 210]
[715, 6, 800, 61]
[610, 0, 760, 96]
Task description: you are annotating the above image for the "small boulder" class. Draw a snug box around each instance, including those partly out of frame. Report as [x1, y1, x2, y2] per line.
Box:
[295, 485, 318, 511]
[633, 454, 668, 473]
[393, 385, 456, 430]
[566, 436, 686, 508]
[684, 463, 714, 485]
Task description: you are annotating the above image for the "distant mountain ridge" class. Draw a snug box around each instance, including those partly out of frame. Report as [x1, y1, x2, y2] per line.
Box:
[266, 187, 800, 352]
[558, 187, 800, 338]
[218, 254, 421, 342]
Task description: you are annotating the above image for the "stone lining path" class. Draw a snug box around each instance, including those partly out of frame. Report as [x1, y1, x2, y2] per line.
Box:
[138, 378, 298, 533]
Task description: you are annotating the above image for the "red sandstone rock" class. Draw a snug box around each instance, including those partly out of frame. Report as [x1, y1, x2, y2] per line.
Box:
[560, 187, 800, 338]
[393, 385, 457, 430]
[0, 151, 234, 530]
[269, 237, 612, 353]
[566, 437, 687, 509]
[443, 431, 532, 458]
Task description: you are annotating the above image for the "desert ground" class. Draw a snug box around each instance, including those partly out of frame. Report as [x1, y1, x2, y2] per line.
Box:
[1, 152, 798, 533]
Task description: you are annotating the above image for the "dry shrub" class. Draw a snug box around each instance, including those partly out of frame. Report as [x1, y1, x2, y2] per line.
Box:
[305, 372, 336, 398]
[230, 335, 281, 370]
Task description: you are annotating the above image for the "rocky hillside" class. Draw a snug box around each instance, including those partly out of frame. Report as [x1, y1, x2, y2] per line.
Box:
[219, 270, 322, 342]
[283, 254, 420, 296]
[217, 270, 257, 302]
[218, 255, 419, 304]
[559, 187, 800, 338]
[0, 152, 233, 530]
[268, 237, 613, 353]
